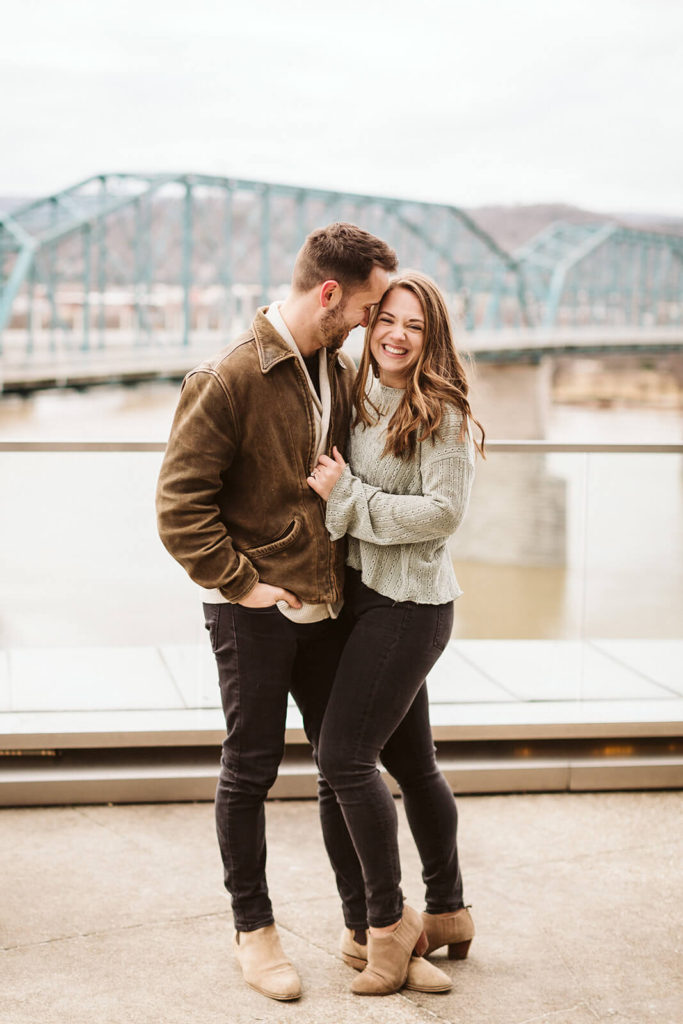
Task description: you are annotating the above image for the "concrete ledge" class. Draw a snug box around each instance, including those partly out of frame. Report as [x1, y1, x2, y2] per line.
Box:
[2, 697, 683, 750]
[2, 637, 680, 803]
[1, 744, 681, 805]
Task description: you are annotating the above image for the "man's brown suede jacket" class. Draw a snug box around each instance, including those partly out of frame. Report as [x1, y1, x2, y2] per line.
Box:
[156, 309, 356, 603]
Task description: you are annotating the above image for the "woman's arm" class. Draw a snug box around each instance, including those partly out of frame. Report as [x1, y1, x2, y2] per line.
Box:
[324, 439, 474, 545]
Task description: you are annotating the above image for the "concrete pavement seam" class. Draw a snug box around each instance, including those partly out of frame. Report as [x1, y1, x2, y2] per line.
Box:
[512, 1000, 601, 1024]
[70, 804, 159, 852]
[0, 909, 232, 952]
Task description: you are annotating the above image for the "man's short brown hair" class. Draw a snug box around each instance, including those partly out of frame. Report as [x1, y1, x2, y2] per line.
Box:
[292, 222, 398, 294]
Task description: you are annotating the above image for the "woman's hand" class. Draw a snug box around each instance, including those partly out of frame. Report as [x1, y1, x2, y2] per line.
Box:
[307, 446, 346, 501]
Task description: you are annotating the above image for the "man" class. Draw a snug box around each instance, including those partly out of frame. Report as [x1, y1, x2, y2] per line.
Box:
[156, 223, 397, 1000]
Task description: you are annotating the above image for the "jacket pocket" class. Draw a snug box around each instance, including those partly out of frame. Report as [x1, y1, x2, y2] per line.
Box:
[243, 516, 302, 559]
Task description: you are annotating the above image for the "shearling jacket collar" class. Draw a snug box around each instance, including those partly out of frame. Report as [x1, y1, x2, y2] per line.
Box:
[252, 307, 296, 374]
[252, 306, 350, 375]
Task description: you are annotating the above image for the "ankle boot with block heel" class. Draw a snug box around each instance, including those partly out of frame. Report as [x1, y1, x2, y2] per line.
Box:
[351, 905, 427, 996]
[340, 928, 452, 992]
[422, 907, 475, 960]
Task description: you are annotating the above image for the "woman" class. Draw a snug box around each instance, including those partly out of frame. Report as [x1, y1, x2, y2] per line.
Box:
[307, 270, 485, 996]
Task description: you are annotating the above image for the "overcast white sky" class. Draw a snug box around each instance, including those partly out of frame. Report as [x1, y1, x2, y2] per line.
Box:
[2, 0, 682, 213]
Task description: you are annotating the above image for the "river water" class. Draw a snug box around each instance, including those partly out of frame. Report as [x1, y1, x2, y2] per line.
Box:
[0, 382, 680, 649]
[0, 380, 680, 444]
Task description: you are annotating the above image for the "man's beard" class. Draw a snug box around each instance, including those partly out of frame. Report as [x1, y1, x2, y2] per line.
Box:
[319, 304, 349, 352]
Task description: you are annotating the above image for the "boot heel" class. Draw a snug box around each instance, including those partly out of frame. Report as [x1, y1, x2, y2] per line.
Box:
[414, 930, 429, 957]
[341, 952, 366, 970]
[447, 938, 472, 960]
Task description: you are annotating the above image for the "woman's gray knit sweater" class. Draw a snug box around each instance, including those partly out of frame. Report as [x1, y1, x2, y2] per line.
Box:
[325, 380, 475, 604]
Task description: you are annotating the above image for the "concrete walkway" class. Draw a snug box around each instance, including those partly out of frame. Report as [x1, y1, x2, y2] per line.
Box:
[1, 792, 681, 1024]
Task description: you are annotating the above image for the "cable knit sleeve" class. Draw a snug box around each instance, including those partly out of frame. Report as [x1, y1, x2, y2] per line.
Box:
[325, 412, 474, 546]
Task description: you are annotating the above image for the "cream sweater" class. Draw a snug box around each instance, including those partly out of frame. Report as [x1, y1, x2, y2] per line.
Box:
[325, 380, 475, 604]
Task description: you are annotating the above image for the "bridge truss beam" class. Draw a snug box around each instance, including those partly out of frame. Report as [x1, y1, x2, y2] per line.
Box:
[0, 174, 524, 359]
[1, 176, 682, 367]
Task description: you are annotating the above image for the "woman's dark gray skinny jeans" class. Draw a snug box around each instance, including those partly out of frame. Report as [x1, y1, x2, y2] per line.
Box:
[317, 568, 464, 929]
[204, 569, 463, 932]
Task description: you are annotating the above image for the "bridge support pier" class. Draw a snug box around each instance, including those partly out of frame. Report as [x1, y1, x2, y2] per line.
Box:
[468, 357, 553, 440]
[453, 357, 568, 633]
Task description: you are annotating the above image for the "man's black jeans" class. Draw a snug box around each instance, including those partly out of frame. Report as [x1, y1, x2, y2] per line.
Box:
[203, 601, 345, 931]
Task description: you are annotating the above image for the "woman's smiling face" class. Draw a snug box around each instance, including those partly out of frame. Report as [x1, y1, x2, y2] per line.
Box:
[369, 286, 425, 388]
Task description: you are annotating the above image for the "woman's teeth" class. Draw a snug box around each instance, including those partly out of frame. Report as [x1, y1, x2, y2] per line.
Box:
[384, 344, 406, 355]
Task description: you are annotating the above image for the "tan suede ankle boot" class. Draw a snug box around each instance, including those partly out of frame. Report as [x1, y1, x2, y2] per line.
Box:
[340, 928, 452, 992]
[350, 905, 427, 996]
[422, 907, 475, 959]
[234, 924, 302, 1001]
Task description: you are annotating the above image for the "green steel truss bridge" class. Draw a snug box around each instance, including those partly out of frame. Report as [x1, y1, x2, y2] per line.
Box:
[0, 173, 681, 384]
[515, 220, 683, 329]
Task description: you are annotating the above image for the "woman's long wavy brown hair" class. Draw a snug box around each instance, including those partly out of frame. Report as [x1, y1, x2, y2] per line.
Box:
[353, 270, 486, 459]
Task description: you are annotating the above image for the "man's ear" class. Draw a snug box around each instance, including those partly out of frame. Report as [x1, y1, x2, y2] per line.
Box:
[319, 279, 342, 309]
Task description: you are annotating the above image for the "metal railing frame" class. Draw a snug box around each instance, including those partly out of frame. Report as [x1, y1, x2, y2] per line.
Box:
[1, 441, 681, 454]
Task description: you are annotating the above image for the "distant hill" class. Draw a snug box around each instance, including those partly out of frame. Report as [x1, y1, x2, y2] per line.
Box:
[464, 203, 683, 251]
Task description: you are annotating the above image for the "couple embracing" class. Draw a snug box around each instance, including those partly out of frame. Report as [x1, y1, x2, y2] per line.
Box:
[156, 222, 485, 1001]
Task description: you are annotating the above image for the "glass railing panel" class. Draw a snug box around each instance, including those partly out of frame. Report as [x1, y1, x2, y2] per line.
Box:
[448, 444, 682, 705]
[0, 447, 215, 713]
[0, 444, 681, 714]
